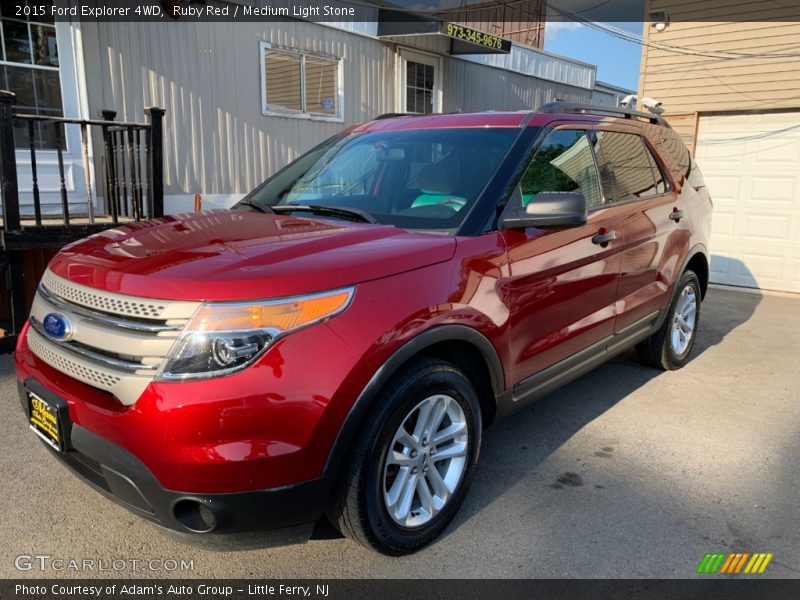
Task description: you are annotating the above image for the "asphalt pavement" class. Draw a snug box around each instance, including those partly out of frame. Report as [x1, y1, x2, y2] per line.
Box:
[0, 287, 797, 578]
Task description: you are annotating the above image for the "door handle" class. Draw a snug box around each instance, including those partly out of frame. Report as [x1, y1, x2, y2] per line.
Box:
[592, 229, 617, 246]
[669, 209, 684, 222]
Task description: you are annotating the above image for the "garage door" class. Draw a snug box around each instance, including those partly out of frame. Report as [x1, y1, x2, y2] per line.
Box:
[695, 112, 800, 293]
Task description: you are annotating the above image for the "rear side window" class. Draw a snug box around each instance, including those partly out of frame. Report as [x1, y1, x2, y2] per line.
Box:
[659, 130, 707, 189]
[592, 131, 666, 203]
[643, 143, 668, 194]
[519, 129, 603, 209]
[660, 131, 691, 177]
[686, 155, 707, 189]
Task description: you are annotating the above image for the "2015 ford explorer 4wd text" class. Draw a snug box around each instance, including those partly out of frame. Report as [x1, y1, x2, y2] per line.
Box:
[15, 103, 712, 555]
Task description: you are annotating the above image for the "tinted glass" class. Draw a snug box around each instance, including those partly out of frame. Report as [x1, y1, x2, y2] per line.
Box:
[519, 129, 602, 209]
[659, 130, 691, 177]
[658, 129, 707, 189]
[686, 155, 706, 189]
[642, 141, 667, 194]
[242, 128, 519, 232]
[593, 131, 660, 203]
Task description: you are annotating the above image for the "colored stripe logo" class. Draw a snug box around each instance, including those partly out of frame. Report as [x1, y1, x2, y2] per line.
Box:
[697, 552, 773, 574]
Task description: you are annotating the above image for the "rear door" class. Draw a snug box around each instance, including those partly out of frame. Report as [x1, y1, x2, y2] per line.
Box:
[499, 126, 624, 386]
[590, 127, 686, 334]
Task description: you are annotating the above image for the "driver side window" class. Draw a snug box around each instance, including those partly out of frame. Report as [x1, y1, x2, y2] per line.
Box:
[519, 129, 603, 209]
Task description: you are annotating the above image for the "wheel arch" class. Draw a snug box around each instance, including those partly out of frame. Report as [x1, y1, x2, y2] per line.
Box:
[683, 244, 710, 299]
[322, 325, 504, 480]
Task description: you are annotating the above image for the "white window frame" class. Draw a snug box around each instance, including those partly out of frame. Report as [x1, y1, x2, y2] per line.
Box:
[260, 41, 344, 123]
[396, 47, 442, 114]
[1, 18, 95, 213]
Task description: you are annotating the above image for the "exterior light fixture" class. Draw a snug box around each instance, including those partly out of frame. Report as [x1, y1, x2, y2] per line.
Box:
[650, 10, 670, 32]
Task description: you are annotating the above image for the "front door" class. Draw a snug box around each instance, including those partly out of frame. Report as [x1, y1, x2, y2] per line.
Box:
[0, 9, 91, 217]
[499, 127, 623, 386]
[397, 48, 441, 115]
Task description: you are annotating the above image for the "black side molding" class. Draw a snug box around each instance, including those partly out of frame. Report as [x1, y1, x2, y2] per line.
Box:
[497, 310, 663, 419]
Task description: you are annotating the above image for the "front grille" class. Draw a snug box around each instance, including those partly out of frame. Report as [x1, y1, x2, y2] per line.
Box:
[41, 270, 168, 319]
[27, 328, 122, 388]
[27, 270, 201, 406]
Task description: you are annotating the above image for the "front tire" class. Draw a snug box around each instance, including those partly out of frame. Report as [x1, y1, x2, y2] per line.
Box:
[636, 270, 702, 370]
[326, 357, 482, 555]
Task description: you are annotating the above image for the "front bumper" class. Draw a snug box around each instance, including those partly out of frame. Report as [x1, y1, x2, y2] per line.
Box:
[18, 377, 333, 547]
[14, 316, 366, 493]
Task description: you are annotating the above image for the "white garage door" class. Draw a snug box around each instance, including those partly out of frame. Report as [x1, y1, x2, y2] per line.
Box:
[696, 112, 800, 293]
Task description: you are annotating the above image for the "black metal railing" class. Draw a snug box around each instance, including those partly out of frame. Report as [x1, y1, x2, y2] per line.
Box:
[0, 93, 164, 229]
[0, 89, 166, 352]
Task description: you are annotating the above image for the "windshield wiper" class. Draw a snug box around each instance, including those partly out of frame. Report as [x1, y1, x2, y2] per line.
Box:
[271, 204, 379, 224]
[236, 200, 274, 214]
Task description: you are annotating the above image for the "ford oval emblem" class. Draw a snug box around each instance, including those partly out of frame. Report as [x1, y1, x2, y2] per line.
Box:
[43, 312, 72, 341]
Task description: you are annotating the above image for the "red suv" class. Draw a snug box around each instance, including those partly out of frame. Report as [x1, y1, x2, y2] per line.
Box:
[15, 103, 712, 555]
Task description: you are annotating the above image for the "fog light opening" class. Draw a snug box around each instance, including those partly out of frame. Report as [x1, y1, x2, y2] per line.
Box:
[173, 499, 218, 533]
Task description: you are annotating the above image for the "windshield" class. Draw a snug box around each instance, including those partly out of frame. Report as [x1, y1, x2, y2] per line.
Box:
[239, 127, 519, 232]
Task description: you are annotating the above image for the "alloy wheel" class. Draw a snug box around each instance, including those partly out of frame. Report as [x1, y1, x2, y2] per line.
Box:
[382, 394, 469, 529]
[671, 284, 697, 356]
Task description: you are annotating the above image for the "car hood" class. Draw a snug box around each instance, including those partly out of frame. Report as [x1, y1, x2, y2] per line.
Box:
[47, 210, 456, 301]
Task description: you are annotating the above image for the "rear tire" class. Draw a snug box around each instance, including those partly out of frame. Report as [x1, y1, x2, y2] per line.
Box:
[636, 270, 701, 370]
[326, 357, 482, 555]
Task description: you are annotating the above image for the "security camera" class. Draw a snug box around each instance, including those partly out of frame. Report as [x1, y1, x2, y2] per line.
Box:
[619, 94, 637, 108]
[641, 97, 665, 115]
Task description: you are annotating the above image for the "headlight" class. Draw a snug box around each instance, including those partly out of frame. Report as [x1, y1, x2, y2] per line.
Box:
[156, 287, 354, 380]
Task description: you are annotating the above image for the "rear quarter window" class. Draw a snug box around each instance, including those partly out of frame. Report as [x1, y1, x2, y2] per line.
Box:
[592, 131, 663, 203]
[659, 130, 706, 189]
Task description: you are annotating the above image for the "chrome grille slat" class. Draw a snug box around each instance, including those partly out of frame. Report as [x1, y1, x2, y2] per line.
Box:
[29, 317, 158, 372]
[37, 284, 183, 333]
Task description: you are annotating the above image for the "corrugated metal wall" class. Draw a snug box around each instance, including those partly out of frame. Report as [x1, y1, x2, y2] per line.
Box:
[591, 83, 633, 107]
[80, 20, 594, 199]
[81, 20, 395, 197]
[458, 47, 595, 91]
[387, 33, 595, 91]
[443, 58, 590, 112]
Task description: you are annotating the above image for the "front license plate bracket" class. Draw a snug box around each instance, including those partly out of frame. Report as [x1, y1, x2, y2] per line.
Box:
[25, 384, 71, 452]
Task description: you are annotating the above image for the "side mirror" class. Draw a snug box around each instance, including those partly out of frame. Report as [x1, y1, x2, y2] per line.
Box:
[501, 191, 588, 230]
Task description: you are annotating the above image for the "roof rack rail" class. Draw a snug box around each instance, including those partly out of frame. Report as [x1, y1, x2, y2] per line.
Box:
[536, 101, 671, 128]
[374, 112, 412, 120]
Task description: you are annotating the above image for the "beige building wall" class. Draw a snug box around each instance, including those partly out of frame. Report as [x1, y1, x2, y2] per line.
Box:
[638, 0, 800, 149]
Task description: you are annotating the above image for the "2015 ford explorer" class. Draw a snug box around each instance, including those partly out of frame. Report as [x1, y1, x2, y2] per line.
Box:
[15, 103, 712, 555]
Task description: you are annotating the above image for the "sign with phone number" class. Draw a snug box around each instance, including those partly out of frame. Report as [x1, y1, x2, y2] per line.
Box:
[441, 23, 511, 53]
